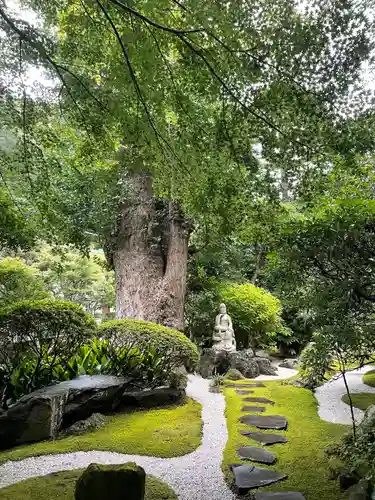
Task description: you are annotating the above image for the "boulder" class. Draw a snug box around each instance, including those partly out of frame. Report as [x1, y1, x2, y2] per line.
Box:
[279, 359, 299, 369]
[0, 375, 131, 450]
[225, 368, 245, 381]
[338, 471, 358, 491]
[75, 462, 145, 500]
[62, 413, 107, 437]
[230, 350, 260, 378]
[121, 387, 185, 408]
[347, 479, 372, 500]
[255, 357, 277, 376]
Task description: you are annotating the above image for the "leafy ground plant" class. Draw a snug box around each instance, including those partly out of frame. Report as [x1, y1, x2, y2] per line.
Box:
[222, 380, 348, 499]
[0, 470, 177, 500]
[0, 398, 202, 463]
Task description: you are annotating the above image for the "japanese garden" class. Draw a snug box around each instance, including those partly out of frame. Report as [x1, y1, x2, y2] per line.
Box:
[1, 1, 375, 499]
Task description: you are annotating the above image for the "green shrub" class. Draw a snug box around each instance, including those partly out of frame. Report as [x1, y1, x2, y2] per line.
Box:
[224, 368, 245, 381]
[220, 282, 282, 349]
[363, 369, 375, 387]
[0, 258, 50, 309]
[99, 319, 199, 372]
[0, 300, 96, 406]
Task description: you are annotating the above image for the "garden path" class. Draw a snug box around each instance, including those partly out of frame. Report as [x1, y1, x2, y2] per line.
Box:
[315, 365, 375, 425]
[0, 364, 297, 499]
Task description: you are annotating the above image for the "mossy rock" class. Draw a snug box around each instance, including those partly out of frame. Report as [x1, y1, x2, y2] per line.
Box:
[0, 469, 177, 500]
[75, 462, 145, 500]
[225, 368, 245, 381]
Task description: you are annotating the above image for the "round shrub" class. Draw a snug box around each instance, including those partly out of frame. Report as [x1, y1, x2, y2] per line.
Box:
[220, 282, 282, 349]
[0, 300, 96, 406]
[98, 319, 199, 372]
[363, 369, 375, 387]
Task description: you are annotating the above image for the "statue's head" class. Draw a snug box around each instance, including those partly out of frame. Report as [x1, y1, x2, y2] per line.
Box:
[219, 303, 227, 314]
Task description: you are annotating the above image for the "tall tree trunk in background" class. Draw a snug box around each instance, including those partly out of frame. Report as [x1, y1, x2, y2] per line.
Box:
[107, 171, 191, 330]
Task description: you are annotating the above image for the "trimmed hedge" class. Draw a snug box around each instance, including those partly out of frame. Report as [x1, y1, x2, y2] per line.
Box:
[0, 300, 96, 405]
[99, 319, 199, 372]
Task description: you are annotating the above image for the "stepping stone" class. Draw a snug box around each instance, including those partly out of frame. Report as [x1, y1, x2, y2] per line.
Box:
[230, 463, 287, 493]
[241, 405, 266, 413]
[237, 446, 276, 464]
[236, 390, 254, 395]
[243, 396, 275, 405]
[226, 382, 265, 388]
[254, 493, 306, 500]
[240, 414, 288, 430]
[240, 431, 288, 445]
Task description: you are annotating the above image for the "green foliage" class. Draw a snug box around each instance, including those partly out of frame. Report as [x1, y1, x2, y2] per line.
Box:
[298, 336, 334, 388]
[220, 282, 282, 349]
[338, 408, 375, 481]
[342, 392, 375, 411]
[0, 470, 178, 500]
[363, 370, 375, 388]
[99, 319, 199, 372]
[0, 191, 36, 251]
[0, 398, 202, 463]
[0, 300, 96, 406]
[0, 257, 50, 309]
[210, 374, 225, 387]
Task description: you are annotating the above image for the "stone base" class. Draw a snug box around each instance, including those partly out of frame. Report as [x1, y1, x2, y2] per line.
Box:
[199, 349, 277, 379]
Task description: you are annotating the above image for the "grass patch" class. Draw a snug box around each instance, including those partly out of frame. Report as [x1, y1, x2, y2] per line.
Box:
[363, 369, 375, 388]
[342, 392, 375, 410]
[0, 398, 202, 464]
[0, 469, 177, 500]
[222, 380, 348, 500]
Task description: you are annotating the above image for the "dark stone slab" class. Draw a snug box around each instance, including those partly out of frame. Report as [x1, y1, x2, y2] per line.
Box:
[240, 431, 288, 445]
[243, 397, 275, 405]
[236, 390, 254, 395]
[237, 446, 276, 464]
[230, 464, 287, 493]
[241, 406, 266, 413]
[254, 493, 306, 500]
[240, 414, 288, 430]
[226, 382, 265, 388]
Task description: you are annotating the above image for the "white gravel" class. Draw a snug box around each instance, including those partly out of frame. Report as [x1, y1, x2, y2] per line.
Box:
[315, 365, 375, 425]
[256, 361, 298, 381]
[0, 375, 236, 500]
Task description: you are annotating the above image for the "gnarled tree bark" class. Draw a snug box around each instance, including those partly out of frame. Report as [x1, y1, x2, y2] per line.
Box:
[108, 171, 191, 330]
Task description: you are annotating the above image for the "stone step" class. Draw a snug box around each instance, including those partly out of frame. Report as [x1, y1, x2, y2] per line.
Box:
[230, 463, 287, 494]
[240, 431, 288, 445]
[241, 406, 266, 413]
[240, 414, 288, 430]
[243, 397, 275, 405]
[226, 382, 265, 388]
[236, 390, 255, 395]
[237, 446, 276, 465]
[253, 493, 306, 499]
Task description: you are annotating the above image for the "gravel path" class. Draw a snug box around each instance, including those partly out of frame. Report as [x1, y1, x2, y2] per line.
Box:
[315, 365, 375, 425]
[256, 361, 298, 381]
[0, 375, 236, 500]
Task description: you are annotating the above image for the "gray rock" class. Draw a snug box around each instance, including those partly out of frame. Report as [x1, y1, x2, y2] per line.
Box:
[253, 493, 306, 499]
[236, 390, 255, 395]
[227, 382, 265, 388]
[225, 368, 245, 380]
[240, 415, 288, 430]
[255, 350, 271, 359]
[347, 479, 372, 500]
[62, 413, 107, 437]
[279, 359, 299, 369]
[0, 375, 131, 449]
[198, 348, 218, 378]
[241, 406, 266, 413]
[240, 431, 288, 445]
[237, 446, 276, 464]
[256, 357, 277, 375]
[339, 471, 358, 491]
[121, 387, 185, 408]
[230, 463, 287, 493]
[230, 350, 260, 378]
[75, 462, 145, 500]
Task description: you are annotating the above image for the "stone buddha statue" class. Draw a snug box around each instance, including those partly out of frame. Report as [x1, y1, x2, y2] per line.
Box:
[212, 303, 236, 353]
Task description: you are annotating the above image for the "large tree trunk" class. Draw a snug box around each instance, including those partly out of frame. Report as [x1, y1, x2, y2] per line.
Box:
[109, 171, 191, 330]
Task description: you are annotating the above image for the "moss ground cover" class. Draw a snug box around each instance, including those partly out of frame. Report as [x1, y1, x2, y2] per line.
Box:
[222, 380, 348, 500]
[363, 369, 375, 387]
[0, 470, 177, 500]
[0, 398, 202, 464]
[342, 392, 375, 410]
